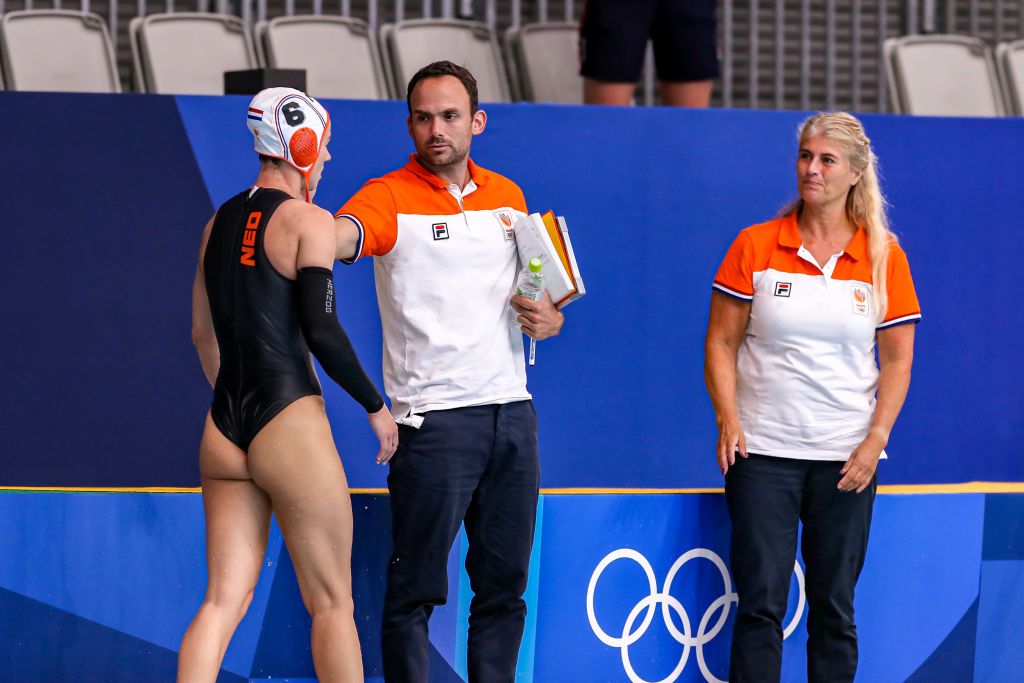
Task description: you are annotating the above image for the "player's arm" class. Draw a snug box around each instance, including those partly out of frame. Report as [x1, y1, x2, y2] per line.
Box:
[295, 207, 398, 462]
[295, 208, 382, 411]
[191, 216, 219, 387]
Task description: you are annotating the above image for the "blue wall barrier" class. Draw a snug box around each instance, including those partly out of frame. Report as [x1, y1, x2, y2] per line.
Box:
[0, 490, 1021, 682]
[0, 93, 1021, 488]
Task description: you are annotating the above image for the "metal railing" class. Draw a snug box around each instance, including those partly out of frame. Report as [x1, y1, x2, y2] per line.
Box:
[0, 0, 1021, 110]
[717, 0, 1022, 111]
[719, 0, 902, 111]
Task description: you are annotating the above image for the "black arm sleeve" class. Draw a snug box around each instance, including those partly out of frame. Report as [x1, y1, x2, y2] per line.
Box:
[296, 267, 385, 413]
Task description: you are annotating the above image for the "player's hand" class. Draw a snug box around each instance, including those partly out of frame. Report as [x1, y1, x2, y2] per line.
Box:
[368, 406, 398, 464]
[716, 416, 747, 476]
[838, 434, 884, 493]
[510, 291, 564, 340]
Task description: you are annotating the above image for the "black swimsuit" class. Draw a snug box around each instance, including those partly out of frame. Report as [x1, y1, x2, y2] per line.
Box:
[204, 187, 322, 450]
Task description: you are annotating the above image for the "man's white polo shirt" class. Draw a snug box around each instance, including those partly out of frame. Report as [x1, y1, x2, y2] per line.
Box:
[337, 155, 531, 422]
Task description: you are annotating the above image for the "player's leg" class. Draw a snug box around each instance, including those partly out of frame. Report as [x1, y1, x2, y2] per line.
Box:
[660, 81, 715, 108]
[247, 395, 363, 682]
[178, 415, 271, 683]
[652, 0, 719, 107]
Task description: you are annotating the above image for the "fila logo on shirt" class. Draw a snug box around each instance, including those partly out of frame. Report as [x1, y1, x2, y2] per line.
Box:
[774, 282, 792, 297]
[432, 222, 449, 240]
[493, 210, 516, 242]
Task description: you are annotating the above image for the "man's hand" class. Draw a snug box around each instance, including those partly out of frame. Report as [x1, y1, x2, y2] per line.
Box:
[510, 291, 564, 340]
[368, 406, 398, 465]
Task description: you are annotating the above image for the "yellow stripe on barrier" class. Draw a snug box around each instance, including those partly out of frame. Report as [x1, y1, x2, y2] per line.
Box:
[878, 482, 1024, 494]
[536, 483, 1024, 493]
[0, 486, 202, 494]
[2, 483, 1024, 495]
[0, 486, 391, 495]
[540, 488, 725, 495]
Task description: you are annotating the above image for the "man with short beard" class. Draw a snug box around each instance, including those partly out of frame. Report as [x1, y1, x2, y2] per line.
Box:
[332, 61, 564, 682]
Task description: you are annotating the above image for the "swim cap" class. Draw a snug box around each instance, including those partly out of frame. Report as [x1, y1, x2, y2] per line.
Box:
[246, 87, 330, 201]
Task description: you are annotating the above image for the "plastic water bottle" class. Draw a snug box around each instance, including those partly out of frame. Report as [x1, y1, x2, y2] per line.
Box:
[516, 257, 544, 366]
[516, 257, 545, 301]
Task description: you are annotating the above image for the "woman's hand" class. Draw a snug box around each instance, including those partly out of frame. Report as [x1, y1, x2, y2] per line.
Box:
[716, 416, 747, 476]
[838, 432, 885, 493]
[368, 407, 398, 465]
[705, 291, 752, 478]
[838, 324, 914, 493]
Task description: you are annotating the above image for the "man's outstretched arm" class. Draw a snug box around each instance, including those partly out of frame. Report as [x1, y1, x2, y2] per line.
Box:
[334, 215, 362, 263]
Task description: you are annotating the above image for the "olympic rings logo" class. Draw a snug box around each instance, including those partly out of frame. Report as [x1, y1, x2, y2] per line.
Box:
[586, 548, 805, 683]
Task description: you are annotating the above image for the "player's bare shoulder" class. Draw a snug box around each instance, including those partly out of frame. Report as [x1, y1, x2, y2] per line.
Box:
[263, 199, 335, 276]
[276, 198, 336, 238]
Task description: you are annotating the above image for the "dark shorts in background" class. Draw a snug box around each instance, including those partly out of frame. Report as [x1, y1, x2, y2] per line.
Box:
[579, 0, 720, 83]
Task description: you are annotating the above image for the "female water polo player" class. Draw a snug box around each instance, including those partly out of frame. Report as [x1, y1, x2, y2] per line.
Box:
[178, 87, 397, 682]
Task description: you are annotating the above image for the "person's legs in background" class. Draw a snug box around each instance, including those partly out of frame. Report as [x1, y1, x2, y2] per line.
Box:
[582, 0, 719, 107]
[660, 81, 715, 108]
[580, 0, 656, 105]
[652, 0, 719, 107]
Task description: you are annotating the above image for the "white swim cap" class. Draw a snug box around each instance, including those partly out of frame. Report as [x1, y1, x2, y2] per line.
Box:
[247, 87, 330, 200]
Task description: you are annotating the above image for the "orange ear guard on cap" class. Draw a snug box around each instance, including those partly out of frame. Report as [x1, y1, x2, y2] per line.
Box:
[289, 127, 319, 168]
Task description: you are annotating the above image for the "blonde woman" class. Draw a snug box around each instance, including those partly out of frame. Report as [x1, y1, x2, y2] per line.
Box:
[704, 112, 921, 682]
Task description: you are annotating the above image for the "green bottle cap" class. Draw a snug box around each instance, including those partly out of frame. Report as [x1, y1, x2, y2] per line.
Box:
[528, 257, 542, 273]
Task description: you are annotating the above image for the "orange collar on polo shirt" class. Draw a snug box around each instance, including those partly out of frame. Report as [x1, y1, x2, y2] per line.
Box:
[405, 154, 492, 190]
[779, 212, 868, 261]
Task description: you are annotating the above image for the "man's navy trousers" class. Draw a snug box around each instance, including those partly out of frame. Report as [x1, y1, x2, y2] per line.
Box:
[381, 400, 540, 683]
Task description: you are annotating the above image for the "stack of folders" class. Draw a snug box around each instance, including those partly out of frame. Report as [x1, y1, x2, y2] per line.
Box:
[513, 211, 586, 309]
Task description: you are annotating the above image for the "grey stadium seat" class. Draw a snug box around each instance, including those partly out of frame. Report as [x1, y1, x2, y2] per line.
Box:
[505, 22, 581, 104]
[381, 19, 511, 103]
[378, 23, 398, 99]
[258, 16, 389, 100]
[131, 13, 257, 94]
[884, 35, 1004, 116]
[0, 10, 120, 93]
[996, 40, 1024, 116]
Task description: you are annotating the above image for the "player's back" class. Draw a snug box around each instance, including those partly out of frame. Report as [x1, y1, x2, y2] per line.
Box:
[203, 186, 321, 448]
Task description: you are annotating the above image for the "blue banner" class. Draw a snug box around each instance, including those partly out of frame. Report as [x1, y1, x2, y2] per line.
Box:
[0, 491, 1020, 681]
[0, 92, 1021, 488]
